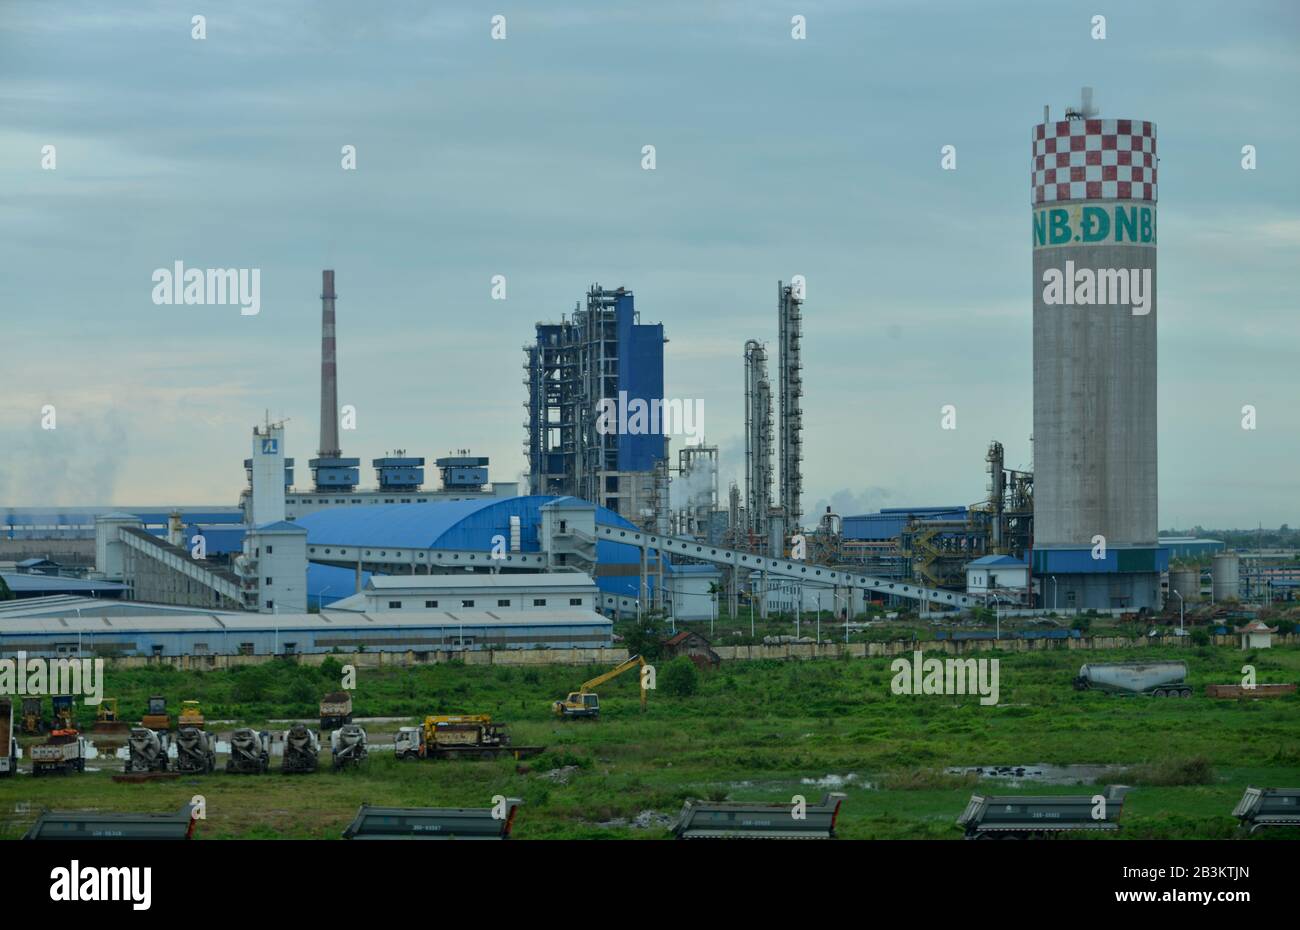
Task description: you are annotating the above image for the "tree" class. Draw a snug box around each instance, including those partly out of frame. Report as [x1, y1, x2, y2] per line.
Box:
[660, 657, 700, 697]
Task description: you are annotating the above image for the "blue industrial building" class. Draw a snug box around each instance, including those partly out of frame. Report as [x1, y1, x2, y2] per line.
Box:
[524, 285, 667, 518]
[296, 495, 671, 601]
[842, 507, 967, 541]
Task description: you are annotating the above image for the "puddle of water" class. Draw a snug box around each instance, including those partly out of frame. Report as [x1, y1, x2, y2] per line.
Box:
[947, 763, 1126, 785]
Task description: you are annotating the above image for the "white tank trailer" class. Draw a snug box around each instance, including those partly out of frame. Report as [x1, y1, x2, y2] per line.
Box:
[174, 726, 217, 774]
[330, 724, 368, 770]
[1073, 661, 1190, 697]
[125, 727, 170, 774]
[226, 728, 271, 774]
[282, 724, 320, 774]
[1031, 91, 1161, 610]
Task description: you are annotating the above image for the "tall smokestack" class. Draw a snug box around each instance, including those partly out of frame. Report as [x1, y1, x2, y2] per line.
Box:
[319, 269, 340, 458]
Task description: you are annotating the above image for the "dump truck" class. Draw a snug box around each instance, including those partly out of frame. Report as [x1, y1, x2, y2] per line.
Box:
[31, 730, 88, 777]
[1073, 661, 1191, 697]
[174, 726, 217, 774]
[23, 803, 197, 841]
[396, 715, 545, 761]
[21, 698, 43, 735]
[330, 724, 368, 769]
[52, 695, 74, 729]
[124, 727, 171, 774]
[225, 728, 271, 774]
[178, 700, 205, 729]
[554, 655, 649, 719]
[320, 691, 353, 730]
[957, 785, 1132, 839]
[0, 699, 17, 778]
[341, 800, 521, 839]
[282, 724, 320, 774]
[93, 698, 130, 736]
[1232, 787, 1300, 835]
[672, 793, 847, 839]
[142, 696, 172, 730]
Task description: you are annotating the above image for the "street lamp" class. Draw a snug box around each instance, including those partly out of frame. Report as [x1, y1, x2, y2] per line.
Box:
[1172, 589, 1184, 635]
[989, 593, 1005, 640]
[1050, 575, 1058, 612]
[816, 593, 821, 645]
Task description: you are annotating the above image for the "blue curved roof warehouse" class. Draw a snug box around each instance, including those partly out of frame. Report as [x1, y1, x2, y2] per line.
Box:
[295, 495, 664, 597]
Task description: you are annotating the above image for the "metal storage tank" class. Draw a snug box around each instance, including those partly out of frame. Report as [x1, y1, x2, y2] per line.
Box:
[1168, 566, 1201, 604]
[1212, 552, 1240, 602]
[1030, 90, 1162, 609]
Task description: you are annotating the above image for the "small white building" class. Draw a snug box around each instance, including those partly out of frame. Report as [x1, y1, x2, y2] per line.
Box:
[328, 572, 598, 613]
[1236, 620, 1277, 650]
[241, 520, 309, 614]
[965, 555, 1029, 596]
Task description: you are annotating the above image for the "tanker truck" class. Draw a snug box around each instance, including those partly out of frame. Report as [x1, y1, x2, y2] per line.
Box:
[282, 724, 320, 774]
[124, 727, 171, 773]
[225, 728, 271, 774]
[330, 724, 368, 770]
[1073, 661, 1192, 698]
[174, 726, 217, 774]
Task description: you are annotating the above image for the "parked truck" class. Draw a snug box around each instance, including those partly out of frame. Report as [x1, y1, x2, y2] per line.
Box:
[342, 800, 522, 839]
[1232, 787, 1300, 835]
[225, 728, 270, 774]
[395, 715, 545, 761]
[330, 724, 368, 770]
[174, 726, 217, 774]
[31, 730, 87, 777]
[0, 699, 17, 778]
[320, 692, 353, 730]
[1073, 661, 1191, 697]
[672, 793, 847, 839]
[124, 727, 171, 774]
[957, 785, 1132, 839]
[281, 724, 320, 774]
[178, 700, 205, 729]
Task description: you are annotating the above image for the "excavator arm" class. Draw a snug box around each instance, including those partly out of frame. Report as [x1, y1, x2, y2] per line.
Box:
[579, 655, 648, 710]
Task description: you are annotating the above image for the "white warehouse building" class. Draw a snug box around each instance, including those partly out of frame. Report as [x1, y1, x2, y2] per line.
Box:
[327, 572, 599, 613]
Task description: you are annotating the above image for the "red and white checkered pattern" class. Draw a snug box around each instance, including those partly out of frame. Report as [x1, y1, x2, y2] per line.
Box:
[1032, 119, 1157, 205]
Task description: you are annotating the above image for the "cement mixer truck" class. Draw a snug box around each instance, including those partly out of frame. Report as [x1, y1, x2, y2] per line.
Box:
[330, 724, 368, 770]
[1073, 661, 1192, 698]
[174, 727, 217, 774]
[225, 728, 271, 774]
[124, 727, 171, 773]
[282, 724, 320, 774]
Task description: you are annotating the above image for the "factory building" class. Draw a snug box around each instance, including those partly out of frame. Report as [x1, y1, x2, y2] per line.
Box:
[327, 572, 598, 613]
[0, 608, 613, 658]
[524, 285, 668, 527]
[295, 495, 668, 603]
[1030, 92, 1165, 609]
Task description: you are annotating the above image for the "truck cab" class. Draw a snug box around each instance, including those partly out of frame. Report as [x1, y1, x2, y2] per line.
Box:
[395, 726, 425, 760]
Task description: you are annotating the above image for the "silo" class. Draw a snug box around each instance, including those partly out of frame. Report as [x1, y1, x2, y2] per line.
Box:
[1168, 566, 1201, 605]
[1211, 553, 1240, 602]
[1030, 91, 1163, 610]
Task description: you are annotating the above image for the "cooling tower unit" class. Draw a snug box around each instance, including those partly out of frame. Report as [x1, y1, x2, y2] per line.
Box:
[1029, 91, 1166, 610]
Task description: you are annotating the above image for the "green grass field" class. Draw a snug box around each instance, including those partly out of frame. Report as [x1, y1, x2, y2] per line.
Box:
[2, 644, 1297, 839]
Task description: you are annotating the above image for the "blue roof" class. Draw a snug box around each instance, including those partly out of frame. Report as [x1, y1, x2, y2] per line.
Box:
[968, 555, 1027, 567]
[295, 495, 658, 598]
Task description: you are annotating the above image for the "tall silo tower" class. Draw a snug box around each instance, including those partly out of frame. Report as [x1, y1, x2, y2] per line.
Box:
[1030, 90, 1165, 610]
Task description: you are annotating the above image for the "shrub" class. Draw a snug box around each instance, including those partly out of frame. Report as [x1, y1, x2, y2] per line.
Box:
[659, 657, 700, 697]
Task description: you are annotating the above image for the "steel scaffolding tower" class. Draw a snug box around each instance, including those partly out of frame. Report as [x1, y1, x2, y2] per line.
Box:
[778, 281, 804, 532]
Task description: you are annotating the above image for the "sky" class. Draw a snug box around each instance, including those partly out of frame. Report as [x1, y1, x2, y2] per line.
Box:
[1, 0, 1297, 529]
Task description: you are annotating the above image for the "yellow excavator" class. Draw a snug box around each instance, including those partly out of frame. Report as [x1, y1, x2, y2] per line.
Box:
[553, 655, 649, 719]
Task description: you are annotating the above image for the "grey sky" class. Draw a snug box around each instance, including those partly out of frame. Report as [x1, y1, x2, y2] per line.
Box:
[2, 0, 1297, 528]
